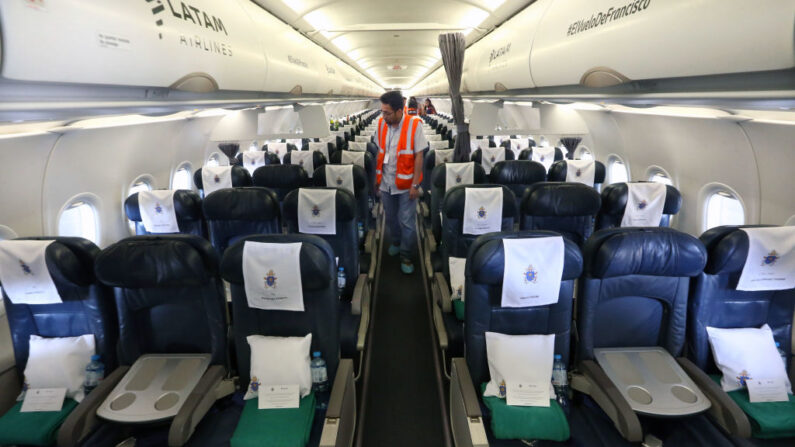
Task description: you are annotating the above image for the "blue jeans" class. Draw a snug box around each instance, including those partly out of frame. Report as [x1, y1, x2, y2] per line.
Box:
[381, 191, 417, 260]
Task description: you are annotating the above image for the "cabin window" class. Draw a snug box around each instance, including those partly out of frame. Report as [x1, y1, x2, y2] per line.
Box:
[0, 225, 18, 241]
[206, 153, 221, 167]
[608, 155, 629, 184]
[648, 167, 673, 186]
[172, 164, 193, 190]
[248, 141, 259, 152]
[58, 199, 99, 244]
[577, 146, 594, 161]
[705, 190, 745, 231]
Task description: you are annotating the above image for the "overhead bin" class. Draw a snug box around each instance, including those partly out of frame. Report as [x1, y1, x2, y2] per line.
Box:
[0, 0, 381, 96]
[462, 0, 553, 93]
[457, 0, 795, 93]
[531, 0, 795, 88]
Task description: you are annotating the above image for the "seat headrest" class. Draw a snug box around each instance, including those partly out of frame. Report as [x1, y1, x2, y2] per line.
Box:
[124, 190, 203, 222]
[583, 227, 706, 278]
[601, 183, 682, 215]
[252, 164, 308, 189]
[9, 237, 100, 288]
[193, 166, 252, 189]
[442, 184, 518, 219]
[468, 231, 583, 284]
[203, 187, 280, 221]
[518, 147, 563, 161]
[313, 165, 368, 190]
[431, 163, 487, 188]
[700, 225, 780, 275]
[522, 182, 602, 216]
[95, 235, 218, 288]
[547, 160, 606, 184]
[283, 187, 358, 222]
[220, 234, 333, 291]
[490, 160, 546, 186]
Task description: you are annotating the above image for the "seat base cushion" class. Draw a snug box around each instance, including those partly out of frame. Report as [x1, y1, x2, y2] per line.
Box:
[480, 384, 569, 442]
[711, 375, 795, 439]
[452, 299, 465, 321]
[0, 398, 78, 446]
[231, 392, 316, 447]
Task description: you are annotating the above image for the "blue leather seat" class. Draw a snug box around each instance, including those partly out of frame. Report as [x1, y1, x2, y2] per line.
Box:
[313, 164, 372, 236]
[193, 165, 252, 194]
[434, 185, 517, 359]
[124, 190, 204, 237]
[687, 225, 795, 441]
[419, 149, 455, 225]
[547, 160, 606, 188]
[235, 151, 280, 166]
[520, 182, 602, 246]
[596, 182, 682, 230]
[251, 164, 310, 214]
[519, 147, 564, 162]
[283, 187, 370, 360]
[219, 234, 358, 445]
[0, 237, 118, 446]
[574, 227, 733, 444]
[203, 187, 282, 255]
[449, 231, 627, 447]
[429, 163, 487, 249]
[489, 160, 546, 203]
[68, 235, 228, 446]
[283, 150, 328, 174]
[470, 146, 516, 167]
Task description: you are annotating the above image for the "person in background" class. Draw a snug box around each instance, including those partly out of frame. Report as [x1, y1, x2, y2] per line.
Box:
[424, 98, 437, 115]
[375, 91, 427, 274]
[407, 97, 419, 116]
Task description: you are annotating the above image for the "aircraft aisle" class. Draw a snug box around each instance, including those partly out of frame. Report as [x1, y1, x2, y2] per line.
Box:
[357, 224, 450, 446]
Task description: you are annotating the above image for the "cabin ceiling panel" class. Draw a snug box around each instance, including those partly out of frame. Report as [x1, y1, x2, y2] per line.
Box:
[253, 0, 536, 89]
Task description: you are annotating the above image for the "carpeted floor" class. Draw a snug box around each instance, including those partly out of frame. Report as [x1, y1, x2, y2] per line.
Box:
[359, 249, 446, 446]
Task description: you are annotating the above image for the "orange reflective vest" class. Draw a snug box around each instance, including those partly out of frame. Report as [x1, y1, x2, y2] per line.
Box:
[376, 116, 422, 190]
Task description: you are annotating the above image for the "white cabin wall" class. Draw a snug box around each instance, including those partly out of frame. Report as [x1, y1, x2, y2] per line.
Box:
[0, 133, 60, 237]
[576, 109, 762, 236]
[40, 116, 222, 247]
[738, 121, 795, 225]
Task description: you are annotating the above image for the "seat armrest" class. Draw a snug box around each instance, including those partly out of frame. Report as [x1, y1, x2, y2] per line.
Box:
[676, 357, 751, 438]
[320, 359, 356, 447]
[58, 366, 130, 447]
[168, 365, 226, 446]
[354, 275, 371, 352]
[576, 360, 643, 443]
[434, 272, 452, 313]
[432, 302, 449, 350]
[351, 274, 368, 316]
[450, 358, 488, 447]
[424, 228, 436, 253]
[364, 230, 375, 255]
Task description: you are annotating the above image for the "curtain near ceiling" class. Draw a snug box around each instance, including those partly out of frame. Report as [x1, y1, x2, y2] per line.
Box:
[438, 32, 470, 163]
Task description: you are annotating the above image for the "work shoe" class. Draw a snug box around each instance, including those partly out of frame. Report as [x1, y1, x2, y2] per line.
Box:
[400, 258, 415, 275]
[388, 244, 400, 257]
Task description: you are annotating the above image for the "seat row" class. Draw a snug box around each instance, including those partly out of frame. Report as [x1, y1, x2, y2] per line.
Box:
[445, 224, 795, 446]
[0, 232, 363, 446]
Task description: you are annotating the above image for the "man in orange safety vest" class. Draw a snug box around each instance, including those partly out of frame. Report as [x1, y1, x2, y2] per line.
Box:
[375, 91, 427, 274]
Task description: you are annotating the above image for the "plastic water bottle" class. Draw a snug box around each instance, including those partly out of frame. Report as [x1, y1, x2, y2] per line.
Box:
[311, 352, 329, 392]
[357, 222, 365, 240]
[337, 267, 346, 297]
[551, 354, 570, 416]
[84, 355, 104, 395]
[776, 342, 788, 369]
